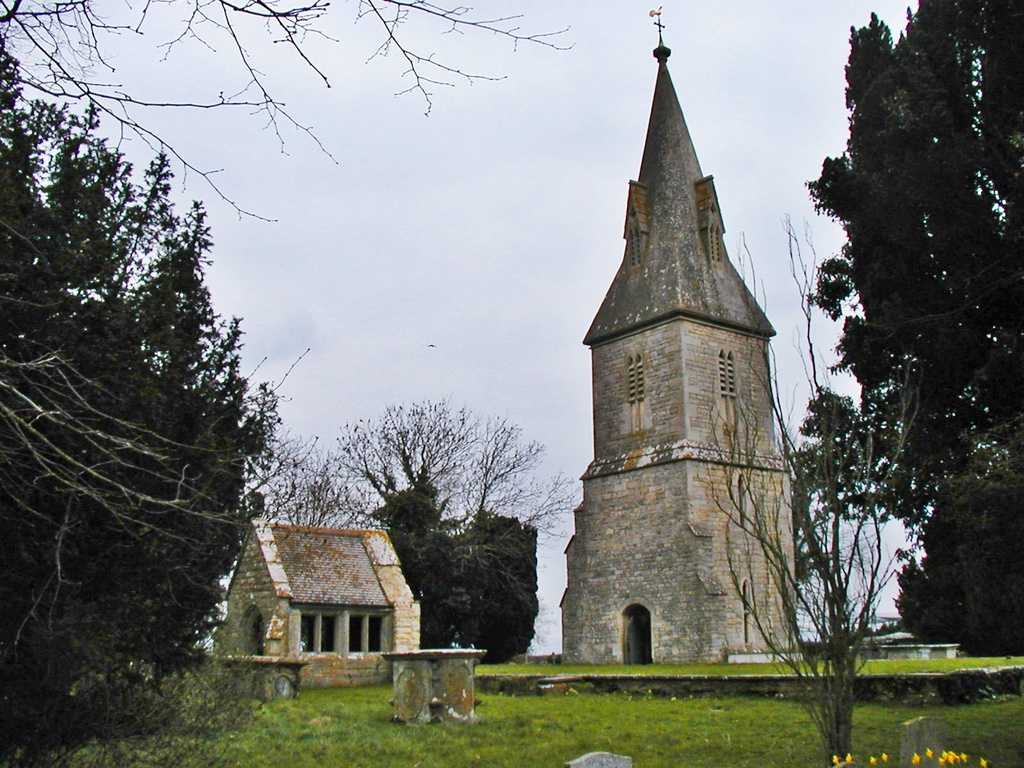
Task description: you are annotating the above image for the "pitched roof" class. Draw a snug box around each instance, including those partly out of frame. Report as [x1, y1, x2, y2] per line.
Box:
[254, 521, 392, 608]
[584, 43, 774, 347]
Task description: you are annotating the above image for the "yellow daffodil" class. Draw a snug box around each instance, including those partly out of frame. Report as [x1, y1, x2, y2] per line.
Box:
[870, 757, 878, 765]
[847, 754, 855, 764]
[979, 759, 989, 768]
[939, 758, 948, 766]
[912, 753, 922, 765]
[833, 757, 840, 765]
[927, 749, 935, 759]
[960, 755, 968, 763]
[882, 754, 890, 762]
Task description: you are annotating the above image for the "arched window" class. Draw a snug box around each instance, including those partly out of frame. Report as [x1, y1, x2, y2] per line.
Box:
[736, 472, 748, 525]
[244, 606, 265, 656]
[627, 354, 646, 433]
[709, 217, 724, 262]
[627, 216, 646, 267]
[626, 181, 650, 268]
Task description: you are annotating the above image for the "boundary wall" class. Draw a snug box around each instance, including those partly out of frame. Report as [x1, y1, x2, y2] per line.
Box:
[477, 667, 1024, 706]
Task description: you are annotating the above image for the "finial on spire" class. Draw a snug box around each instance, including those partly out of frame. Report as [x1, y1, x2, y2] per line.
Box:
[649, 7, 671, 62]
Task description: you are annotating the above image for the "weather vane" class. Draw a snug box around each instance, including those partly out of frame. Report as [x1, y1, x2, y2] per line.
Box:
[649, 7, 665, 44]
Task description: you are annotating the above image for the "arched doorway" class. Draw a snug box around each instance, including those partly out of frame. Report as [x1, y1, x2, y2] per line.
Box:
[622, 604, 652, 665]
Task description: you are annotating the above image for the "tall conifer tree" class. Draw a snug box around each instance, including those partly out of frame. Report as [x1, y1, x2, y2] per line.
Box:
[808, 2, 1024, 652]
[0, 50, 273, 765]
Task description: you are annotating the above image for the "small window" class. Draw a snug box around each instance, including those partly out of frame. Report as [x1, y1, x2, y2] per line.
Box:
[718, 350, 736, 398]
[741, 580, 752, 646]
[348, 613, 386, 653]
[320, 615, 336, 653]
[300, 614, 316, 653]
[368, 616, 383, 653]
[709, 219, 724, 262]
[300, 612, 339, 654]
[737, 473, 748, 524]
[349, 615, 364, 652]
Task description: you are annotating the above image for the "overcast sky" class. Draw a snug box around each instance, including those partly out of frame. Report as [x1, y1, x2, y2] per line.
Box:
[84, 1, 917, 653]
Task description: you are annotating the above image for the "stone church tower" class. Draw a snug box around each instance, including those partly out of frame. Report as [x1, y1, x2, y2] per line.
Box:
[561, 41, 790, 664]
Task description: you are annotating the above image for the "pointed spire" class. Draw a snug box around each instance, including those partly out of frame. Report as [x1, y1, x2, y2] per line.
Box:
[584, 42, 774, 346]
[637, 43, 704, 215]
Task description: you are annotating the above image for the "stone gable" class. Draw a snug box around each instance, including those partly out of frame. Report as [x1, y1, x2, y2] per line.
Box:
[218, 521, 420, 688]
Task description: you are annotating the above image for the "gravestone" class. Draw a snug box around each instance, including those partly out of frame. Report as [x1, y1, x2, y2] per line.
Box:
[565, 752, 633, 768]
[900, 716, 946, 768]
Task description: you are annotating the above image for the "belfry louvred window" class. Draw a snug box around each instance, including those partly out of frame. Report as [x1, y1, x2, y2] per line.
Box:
[627, 354, 645, 403]
[718, 350, 736, 398]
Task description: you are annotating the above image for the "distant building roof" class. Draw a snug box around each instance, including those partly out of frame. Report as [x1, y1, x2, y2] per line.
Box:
[868, 631, 916, 645]
[253, 521, 392, 608]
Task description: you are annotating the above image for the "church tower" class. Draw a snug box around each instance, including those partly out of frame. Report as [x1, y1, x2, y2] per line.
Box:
[561, 40, 790, 664]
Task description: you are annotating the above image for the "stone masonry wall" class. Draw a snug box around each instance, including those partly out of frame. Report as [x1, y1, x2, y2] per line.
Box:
[564, 461, 728, 663]
[682, 321, 776, 456]
[218, 534, 290, 657]
[590, 322, 686, 459]
[299, 651, 390, 688]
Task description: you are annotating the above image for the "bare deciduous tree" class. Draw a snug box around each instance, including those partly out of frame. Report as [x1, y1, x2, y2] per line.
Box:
[247, 398, 572, 533]
[244, 430, 363, 528]
[0, 353, 229, 528]
[336, 398, 572, 533]
[712, 222, 913, 760]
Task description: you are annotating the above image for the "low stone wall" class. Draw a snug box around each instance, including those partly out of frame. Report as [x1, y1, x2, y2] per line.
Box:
[300, 653, 390, 688]
[477, 666, 1024, 706]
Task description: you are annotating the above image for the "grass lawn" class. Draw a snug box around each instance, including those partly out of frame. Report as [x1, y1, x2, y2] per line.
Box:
[480, 657, 1024, 677]
[218, 684, 1024, 768]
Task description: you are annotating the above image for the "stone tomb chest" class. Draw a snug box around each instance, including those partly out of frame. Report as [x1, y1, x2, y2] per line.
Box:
[384, 649, 486, 723]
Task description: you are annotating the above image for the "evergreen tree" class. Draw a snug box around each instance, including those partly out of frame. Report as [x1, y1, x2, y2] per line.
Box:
[898, 419, 1024, 655]
[464, 511, 538, 663]
[372, 473, 540, 662]
[808, 2, 1024, 653]
[0, 51, 272, 766]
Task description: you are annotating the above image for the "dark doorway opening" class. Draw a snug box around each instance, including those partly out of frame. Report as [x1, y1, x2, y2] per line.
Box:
[623, 604, 652, 665]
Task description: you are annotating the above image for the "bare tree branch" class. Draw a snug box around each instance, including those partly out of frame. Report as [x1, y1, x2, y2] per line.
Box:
[330, 399, 574, 535]
[1, 0, 567, 207]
